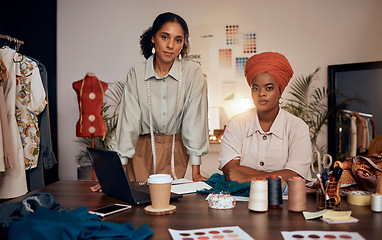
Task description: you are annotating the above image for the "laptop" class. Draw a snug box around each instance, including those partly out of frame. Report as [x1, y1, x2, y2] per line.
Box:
[87, 147, 183, 205]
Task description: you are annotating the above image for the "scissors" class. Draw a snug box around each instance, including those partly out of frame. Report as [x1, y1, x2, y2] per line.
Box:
[311, 150, 333, 178]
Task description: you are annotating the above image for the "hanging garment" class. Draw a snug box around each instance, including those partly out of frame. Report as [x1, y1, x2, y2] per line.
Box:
[26, 63, 57, 191]
[370, 119, 376, 139]
[355, 113, 367, 154]
[0, 100, 3, 171]
[0, 55, 14, 171]
[367, 118, 375, 141]
[0, 56, 5, 170]
[0, 82, 15, 171]
[349, 115, 357, 157]
[365, 118, 370, 150]
[0, 46, 28, 199]
[338, 115, 351, 158]
[37, 63, 57, 170]
[0, 56, 8, 82]
[15, 54, 47, 170]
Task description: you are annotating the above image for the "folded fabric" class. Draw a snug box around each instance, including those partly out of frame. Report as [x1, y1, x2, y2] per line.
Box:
[8, 206, 153, 240]
[197, 173, 251, 197]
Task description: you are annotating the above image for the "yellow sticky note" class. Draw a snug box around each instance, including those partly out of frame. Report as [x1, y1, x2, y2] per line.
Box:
[302, 210, 328, 220]
[322, 210, 352, 220]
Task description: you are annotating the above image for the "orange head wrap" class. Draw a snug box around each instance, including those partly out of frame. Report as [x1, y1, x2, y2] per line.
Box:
[244, 52, 294, 94]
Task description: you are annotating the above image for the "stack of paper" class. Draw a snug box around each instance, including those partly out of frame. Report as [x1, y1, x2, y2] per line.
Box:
[302, 210, 359, 224]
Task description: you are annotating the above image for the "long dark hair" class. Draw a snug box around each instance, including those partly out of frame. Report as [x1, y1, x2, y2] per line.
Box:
[140, 12, 190, 59]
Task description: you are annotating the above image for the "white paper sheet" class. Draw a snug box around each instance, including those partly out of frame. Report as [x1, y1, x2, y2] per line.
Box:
[281, 231, 365, 240]
[169, 226, 254, 240]
[171, 181, 212, 194]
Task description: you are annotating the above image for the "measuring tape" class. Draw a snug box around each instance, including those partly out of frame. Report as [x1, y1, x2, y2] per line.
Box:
[347, 191, 371, 206]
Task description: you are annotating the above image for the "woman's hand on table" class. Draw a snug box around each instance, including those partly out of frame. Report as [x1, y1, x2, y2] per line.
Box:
[90, 184, 102, 192]
[193, 174, 208, 182]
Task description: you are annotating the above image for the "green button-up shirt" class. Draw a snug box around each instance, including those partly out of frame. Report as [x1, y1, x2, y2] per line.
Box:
[110, 55, 209, 165]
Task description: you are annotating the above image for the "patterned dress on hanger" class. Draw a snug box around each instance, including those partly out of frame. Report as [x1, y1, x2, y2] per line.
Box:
[15, 54, 47, 170]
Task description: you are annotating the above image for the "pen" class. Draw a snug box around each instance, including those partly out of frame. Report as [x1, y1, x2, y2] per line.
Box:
[322, 168, 328, 182]
[317, 173, 329, 200]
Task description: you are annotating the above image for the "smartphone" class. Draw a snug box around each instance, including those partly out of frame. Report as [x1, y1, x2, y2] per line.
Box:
[89, 204, 131, 217]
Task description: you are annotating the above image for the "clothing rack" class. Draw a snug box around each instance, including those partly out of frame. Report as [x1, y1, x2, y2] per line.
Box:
[0, 34, 24, 51]
[344, 109, 373, 118]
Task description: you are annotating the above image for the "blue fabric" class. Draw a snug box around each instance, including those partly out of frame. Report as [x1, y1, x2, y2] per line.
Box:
[197, 173, 251, 197]
[0, 193, 68, 230]
[8, 206, 153, 240]
[0, 192, 68, 239]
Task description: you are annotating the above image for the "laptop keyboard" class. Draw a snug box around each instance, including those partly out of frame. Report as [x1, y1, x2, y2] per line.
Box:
[132, 188, 151, 202]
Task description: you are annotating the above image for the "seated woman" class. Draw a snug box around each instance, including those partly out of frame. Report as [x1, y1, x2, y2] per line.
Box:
[219, 52, 312, 183]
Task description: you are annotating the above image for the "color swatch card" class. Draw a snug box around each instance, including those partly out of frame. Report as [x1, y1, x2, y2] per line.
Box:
[169, 226, 254, 240]
[281, 231, 365, 240]
[226, 25, 239, 45]
[219, 49, 232, 68]
[235, 57, 248, 75]
[243, 33, 256, 54]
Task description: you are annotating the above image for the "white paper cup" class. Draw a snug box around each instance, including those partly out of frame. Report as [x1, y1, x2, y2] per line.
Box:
[147, 174, 173, 209]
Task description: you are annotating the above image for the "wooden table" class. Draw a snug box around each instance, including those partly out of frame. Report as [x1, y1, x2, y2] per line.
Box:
[7, 181, 381, 239]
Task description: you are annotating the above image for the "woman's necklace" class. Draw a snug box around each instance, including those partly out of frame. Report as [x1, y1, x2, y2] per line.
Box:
[147, 60, 182, 179]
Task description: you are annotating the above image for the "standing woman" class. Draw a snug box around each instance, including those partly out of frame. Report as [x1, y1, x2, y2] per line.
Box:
[109, 12, 209, 183]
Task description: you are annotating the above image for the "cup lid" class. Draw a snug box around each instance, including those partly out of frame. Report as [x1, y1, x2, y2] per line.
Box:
[147, 174, 173, 184]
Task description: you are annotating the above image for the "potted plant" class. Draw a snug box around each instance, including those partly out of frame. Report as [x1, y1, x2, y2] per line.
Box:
[282, 67, 359, 156]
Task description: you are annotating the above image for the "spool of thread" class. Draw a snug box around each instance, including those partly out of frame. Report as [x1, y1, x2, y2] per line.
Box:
[267, 175, 282, 208]
[347, 191, 371, 206]
[371, 193, 382, 212]
[248, 177, 268, 212]
[377, 175, 382, 195]
[288, 176, 306, 212]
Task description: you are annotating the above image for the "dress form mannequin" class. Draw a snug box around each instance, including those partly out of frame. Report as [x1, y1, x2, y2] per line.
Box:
[73, 73, 108, 139]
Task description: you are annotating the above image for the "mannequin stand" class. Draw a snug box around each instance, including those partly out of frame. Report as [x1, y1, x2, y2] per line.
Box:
[91, 134, 96, 181]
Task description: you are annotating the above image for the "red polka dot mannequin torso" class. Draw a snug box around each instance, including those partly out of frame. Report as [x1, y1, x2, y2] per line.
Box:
[73, 73, 108, 138]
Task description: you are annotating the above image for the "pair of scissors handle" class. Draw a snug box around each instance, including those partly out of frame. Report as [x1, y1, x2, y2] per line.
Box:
[311, 151, 333, 174]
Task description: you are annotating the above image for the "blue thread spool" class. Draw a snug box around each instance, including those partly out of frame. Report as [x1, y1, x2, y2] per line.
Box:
[267, 175, 283, 208]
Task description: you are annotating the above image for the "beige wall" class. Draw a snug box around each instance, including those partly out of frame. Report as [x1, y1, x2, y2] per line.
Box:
[57, 0, 382, 180]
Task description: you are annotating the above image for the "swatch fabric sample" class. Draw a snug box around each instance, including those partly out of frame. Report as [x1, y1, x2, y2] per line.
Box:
[197, 173, 251, 197]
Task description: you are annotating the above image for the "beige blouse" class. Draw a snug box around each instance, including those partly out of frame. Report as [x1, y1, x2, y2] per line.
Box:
[0, 47, 28, 199]
[219, 108, 312, 181]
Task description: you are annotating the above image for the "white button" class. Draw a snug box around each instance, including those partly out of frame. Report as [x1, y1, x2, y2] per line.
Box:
[88, 115, 95, 121]
[89, 92, 96, 99]
[89, 126, 96, 133]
